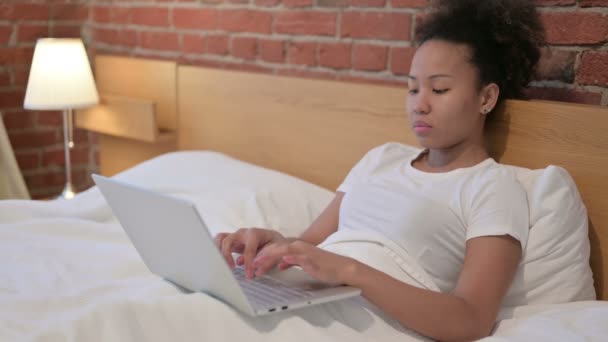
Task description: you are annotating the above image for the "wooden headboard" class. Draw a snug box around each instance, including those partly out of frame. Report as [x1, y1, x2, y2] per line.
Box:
[78, 55, 608, 300]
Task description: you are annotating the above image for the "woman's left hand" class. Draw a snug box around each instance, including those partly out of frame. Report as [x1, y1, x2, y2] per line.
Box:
[280, 240, 359, 285]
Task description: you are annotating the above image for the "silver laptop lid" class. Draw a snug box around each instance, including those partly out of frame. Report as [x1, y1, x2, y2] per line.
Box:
[92, 174, 254, 315]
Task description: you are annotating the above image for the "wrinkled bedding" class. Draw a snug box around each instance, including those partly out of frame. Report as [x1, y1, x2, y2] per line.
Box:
[1, 151, 606, 341]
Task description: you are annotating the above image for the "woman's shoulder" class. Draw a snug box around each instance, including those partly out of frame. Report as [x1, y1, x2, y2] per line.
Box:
[348, 142, 421, 177]
[471, 160, 527, 194]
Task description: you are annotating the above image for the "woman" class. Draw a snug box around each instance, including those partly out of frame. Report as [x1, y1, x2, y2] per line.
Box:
[215, 0, 545, 340]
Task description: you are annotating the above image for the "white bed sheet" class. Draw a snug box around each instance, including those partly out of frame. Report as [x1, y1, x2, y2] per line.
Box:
[1, 151, 607, 341]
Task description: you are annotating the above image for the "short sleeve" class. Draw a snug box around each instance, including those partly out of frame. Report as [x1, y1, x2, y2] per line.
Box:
[336, 147, 380, 193]
[336, 143, 417, 193]
[465, 168, 530, 250]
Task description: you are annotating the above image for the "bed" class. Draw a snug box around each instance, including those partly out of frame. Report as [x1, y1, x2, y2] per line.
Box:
[1, 55, 607, 341]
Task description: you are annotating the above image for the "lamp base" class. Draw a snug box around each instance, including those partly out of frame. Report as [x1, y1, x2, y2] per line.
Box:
[57, 182, 76, 200]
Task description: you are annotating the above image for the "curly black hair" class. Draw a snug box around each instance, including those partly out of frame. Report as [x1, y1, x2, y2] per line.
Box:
[414, 0, 545, 102]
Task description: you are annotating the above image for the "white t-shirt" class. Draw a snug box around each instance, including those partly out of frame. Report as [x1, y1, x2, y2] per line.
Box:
[336, 142, 529, 293]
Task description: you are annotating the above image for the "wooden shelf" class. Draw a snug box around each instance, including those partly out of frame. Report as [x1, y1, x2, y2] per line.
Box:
[75, 93, 176, 143]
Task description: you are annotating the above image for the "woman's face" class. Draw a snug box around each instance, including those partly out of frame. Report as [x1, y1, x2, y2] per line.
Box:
[406, 39, 494, 150]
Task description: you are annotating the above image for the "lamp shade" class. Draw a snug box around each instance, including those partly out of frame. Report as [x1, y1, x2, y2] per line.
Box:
[24, 38, 99, 110]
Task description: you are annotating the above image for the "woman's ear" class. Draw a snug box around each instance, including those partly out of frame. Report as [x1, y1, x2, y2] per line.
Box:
[480, 83, 500, 114]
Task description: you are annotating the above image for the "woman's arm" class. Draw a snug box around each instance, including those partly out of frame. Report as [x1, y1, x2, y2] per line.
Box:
[289, 191, 344, 245]
[217, 191, 345, 277]
[283, 235, 522, 342]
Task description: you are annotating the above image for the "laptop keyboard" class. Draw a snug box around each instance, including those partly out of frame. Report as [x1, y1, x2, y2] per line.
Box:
[233, 267, 314, 310]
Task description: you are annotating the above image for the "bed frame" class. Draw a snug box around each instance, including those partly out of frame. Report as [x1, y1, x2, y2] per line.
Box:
[76, 55, 608, 300]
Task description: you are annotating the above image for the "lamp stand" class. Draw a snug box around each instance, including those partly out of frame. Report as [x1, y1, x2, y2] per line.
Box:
[58, 108, 76, 200]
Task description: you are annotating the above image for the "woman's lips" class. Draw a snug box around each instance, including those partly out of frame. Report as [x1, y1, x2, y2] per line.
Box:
[413, 121, 432, 133]
[414, 126, 432, 133]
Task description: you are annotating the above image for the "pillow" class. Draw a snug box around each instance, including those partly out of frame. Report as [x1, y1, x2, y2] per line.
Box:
[502, 165, 596, 306]
[107, 151, 334, 238]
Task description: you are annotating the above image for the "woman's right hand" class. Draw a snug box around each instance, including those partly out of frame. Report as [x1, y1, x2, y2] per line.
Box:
[214, 228, 292, 279]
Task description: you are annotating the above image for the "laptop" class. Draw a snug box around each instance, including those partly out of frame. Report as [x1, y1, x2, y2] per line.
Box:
[92, 174, 361, 316]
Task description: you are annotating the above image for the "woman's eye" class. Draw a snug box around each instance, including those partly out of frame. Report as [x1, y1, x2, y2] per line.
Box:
[433, 88, 449, 94]
[408, 89, 419, 95]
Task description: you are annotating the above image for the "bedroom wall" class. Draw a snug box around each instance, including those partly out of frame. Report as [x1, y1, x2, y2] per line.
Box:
[2, 0, 608, 198]
[86, 0, 608, 104]
[0, 0, 97, 199]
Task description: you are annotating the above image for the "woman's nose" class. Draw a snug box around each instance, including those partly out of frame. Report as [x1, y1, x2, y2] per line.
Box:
[412, 90, 430, 115]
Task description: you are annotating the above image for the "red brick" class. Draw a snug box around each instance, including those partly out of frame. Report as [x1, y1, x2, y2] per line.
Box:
[525, 87, 602, 105]
[24, 171, 68, 190]
[51, 4, 89, 21]
[12, 47, 34, 67]
[284, 0, 314, 6]
[342, 12, 411, 41]
[206, 34, 229, 55]
[0, 47, 11, 65]
[12, 67, 29, 87]
[232, 37, 258, 60]
[542, 12, 608, 45]
[72, 128, 90, 145]
[17, 24, 50, 44]
[260, 39, 285, 63]
[0, 72, 9, 87]
[139, 31, 179, 51]
[318, 0, 350, 7]
[0, 4, 12, 20]
[52, 24, 82, 38]
[390, 46, 415, 75]
[37, 111, 63, 126]
[288, 41, 317, 66]
[319, 42, 351, 69]
[534, 0, 576, 5]
[275, 11, 337, 36]
[1, 111, 36, 130]
[578, 51, 608, 86]
[9, 4, 50, 21]
[182, 34, 205, 54]
[0, 25, 12, 45]
[8, 130, 58, 150]
[173, 8, 218, 30]
[93, 28, 137, 47]
[256, 0, 282, 6]
[580, 0, 608, 6]
[131, 7, 170, 27]
[352, 0, 386, 7]
[391, 0, 428, 8]
[536, 48, 576, 82]
[219, 10, 273, 34]
[14, 151, 40, 171]
[0, 89, 25, 108]
[353, 44, 388, 71]
[92, 6, 109, 23]
[43, 146, 89, 167]
[92, 6, 129, 24]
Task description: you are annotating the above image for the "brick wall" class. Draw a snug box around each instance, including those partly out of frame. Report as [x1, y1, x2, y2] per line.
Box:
[0, 0, 97, 199]
[2, 0, 608, 198]
[87, 0, 608, 103]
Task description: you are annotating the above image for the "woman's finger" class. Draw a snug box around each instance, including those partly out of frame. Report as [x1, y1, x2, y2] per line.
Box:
[254, 243, 288, 276]
[243, 230, 259, 278]
[220, 234, 238, 269]
[214, 233, 228, 249]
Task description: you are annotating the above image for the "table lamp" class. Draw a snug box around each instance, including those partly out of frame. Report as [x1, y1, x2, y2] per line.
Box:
[24, 38, 99, 199]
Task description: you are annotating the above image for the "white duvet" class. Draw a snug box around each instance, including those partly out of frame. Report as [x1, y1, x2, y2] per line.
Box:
[1, 151, 607, 341]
